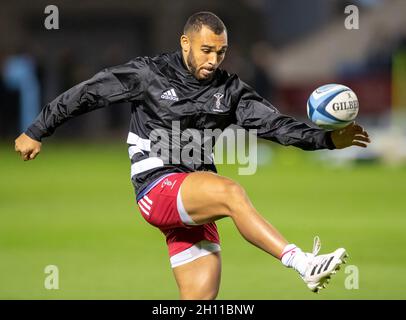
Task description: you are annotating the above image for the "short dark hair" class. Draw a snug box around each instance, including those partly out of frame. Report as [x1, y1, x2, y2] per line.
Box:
[183, 11, 227, 35]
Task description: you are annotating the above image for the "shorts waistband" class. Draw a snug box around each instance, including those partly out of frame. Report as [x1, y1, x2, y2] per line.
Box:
[136, 173, 177, 202]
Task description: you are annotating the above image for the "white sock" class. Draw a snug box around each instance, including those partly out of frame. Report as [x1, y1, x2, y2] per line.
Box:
[280, 244, 310, 276]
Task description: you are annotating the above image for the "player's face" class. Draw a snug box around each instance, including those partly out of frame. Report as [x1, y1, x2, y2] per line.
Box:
[181, 26, 228, 80]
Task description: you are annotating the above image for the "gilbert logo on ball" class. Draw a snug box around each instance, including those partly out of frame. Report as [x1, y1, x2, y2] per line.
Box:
[307, 84, 359, 129]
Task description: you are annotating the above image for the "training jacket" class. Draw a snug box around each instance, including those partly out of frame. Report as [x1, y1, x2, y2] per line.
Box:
[25, 50, 335, 197]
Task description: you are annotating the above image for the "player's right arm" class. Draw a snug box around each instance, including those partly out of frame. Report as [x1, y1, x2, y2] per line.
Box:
[15, 133, 42, 161]
[14, 57, 149, 161]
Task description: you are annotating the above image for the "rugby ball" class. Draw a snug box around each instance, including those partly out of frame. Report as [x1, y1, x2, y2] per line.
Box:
[307, 84, 359, 129]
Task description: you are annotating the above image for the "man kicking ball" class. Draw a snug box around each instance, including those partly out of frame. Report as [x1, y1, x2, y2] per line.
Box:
[14, 11, 370, 299]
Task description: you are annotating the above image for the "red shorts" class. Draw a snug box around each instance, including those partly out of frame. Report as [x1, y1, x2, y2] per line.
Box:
[136, 172, 220, 267]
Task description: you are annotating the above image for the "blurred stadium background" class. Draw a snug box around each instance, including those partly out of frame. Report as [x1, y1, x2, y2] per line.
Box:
[1, 0, 406, 299]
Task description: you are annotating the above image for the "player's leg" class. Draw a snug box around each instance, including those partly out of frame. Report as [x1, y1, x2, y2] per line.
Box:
[136, 173, 222, 299]
[179, 171, 348, 293]
[172, 251, 221, 300]
[180, 171, 288, 258]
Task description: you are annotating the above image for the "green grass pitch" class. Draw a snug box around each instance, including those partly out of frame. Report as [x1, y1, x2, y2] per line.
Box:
[1, 141, 405, 299]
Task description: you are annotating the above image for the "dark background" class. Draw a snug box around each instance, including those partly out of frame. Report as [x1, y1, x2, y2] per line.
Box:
[1, 0, 403, 140]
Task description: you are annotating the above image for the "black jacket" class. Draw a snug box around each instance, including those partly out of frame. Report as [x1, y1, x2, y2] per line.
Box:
[25, 50, 335, 195]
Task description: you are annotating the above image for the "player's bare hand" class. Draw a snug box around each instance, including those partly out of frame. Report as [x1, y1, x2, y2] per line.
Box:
[330, 122, 370, 149]
[14, 133, 42, 161]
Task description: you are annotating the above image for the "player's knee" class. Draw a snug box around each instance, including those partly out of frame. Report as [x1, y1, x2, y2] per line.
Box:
[215, 178, 248, 215]
[201, 287, 219, 300]
[180, 286, 219, 300]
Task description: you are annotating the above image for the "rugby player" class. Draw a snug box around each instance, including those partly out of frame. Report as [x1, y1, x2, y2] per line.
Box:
[14, 12, 370, 299]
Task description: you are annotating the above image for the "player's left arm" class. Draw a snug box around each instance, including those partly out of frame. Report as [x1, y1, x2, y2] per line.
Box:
[330, 122, 370, 149]
[232, 78, 370, 150]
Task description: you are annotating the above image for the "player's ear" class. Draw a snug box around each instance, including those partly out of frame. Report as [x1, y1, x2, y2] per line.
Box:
[180, 34, 190, 53]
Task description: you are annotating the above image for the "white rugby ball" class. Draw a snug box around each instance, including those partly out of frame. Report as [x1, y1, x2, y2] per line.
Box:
[307, 84, 359, 129]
